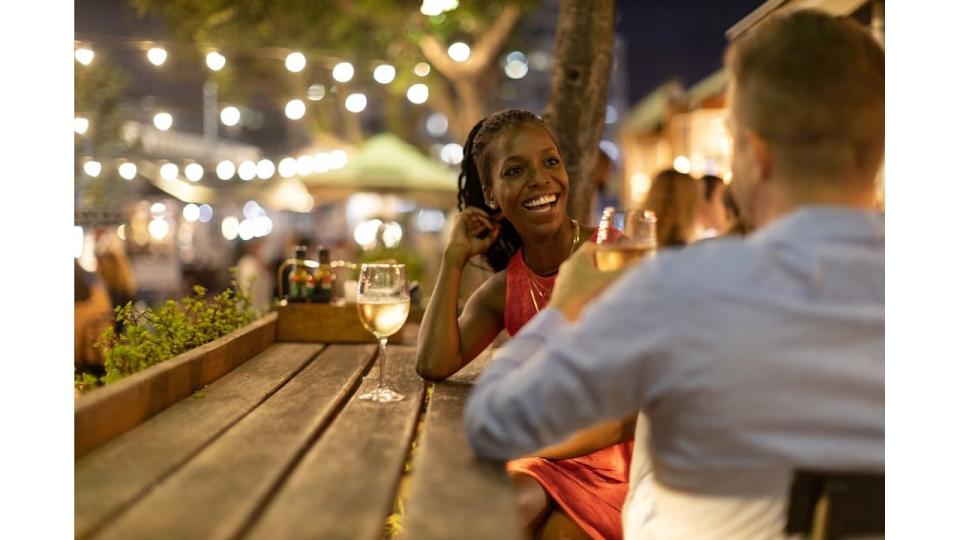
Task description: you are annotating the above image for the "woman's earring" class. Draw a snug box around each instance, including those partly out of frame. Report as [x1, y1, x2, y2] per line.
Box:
[487, 199, 498, 210]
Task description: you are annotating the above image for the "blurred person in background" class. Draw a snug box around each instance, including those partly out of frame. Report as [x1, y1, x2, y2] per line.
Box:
[696, 174, 730, 238]
[75, 260, 113, 375]
[236, 238, 273, 313]
[96, 248, 136, 311]
[642, 169, 701, 247]
[590, 149, 620, 226]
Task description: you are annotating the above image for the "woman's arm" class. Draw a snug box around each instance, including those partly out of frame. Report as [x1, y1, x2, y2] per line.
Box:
[527, 414, 637, 460]
[417, 208, 505, 381]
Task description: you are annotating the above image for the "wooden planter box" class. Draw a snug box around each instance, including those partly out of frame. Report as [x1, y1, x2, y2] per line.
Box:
[74, 313, 277, 459]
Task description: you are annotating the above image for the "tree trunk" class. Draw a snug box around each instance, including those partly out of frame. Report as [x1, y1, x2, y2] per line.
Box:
[544, 0, 616, 223]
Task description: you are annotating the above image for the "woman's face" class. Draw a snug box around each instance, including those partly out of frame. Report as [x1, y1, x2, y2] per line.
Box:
[485, 123, 570, 239]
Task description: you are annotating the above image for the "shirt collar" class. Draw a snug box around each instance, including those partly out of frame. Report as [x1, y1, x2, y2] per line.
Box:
[750, 206, 885, 245]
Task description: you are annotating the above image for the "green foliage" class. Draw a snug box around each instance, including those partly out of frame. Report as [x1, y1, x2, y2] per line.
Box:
[77, 271, 258, 393]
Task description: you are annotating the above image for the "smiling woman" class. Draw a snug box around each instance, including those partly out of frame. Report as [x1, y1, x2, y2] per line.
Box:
[416, 109, 635, 540]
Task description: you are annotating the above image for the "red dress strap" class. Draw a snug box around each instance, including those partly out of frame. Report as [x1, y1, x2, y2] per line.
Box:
[503, 227, 603, 336]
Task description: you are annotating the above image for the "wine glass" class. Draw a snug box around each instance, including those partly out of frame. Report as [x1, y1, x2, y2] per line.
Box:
[356, 263, 410, 402]
[594, 207, 658, 271]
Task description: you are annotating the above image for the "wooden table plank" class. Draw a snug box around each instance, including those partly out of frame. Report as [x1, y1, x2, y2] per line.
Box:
[75, 342, 322, 540]
[246, 346, 425, 540]
[401, 381, 524, 540]
[91, 344, 377, 540]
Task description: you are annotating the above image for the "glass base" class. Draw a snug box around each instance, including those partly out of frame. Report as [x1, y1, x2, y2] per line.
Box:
[358, 386, 405, 402]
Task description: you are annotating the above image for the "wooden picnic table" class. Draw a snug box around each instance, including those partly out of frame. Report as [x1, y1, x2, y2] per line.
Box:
[75, 331, 523, 539]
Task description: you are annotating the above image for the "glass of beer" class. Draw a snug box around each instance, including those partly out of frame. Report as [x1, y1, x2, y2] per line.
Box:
[356, 263, 410, 402]
[594, 208, 658, 272]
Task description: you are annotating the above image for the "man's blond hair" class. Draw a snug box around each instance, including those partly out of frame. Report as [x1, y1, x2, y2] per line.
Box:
[725, 10, 884, 182]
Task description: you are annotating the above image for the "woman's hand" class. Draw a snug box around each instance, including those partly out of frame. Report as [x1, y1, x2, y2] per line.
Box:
[444, 207, 501, 266]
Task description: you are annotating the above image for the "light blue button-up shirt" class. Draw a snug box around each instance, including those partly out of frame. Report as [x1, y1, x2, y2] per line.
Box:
[464, 207, 884, 539]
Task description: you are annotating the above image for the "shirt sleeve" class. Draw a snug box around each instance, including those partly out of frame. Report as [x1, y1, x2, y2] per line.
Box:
[464, 259, 677, 461]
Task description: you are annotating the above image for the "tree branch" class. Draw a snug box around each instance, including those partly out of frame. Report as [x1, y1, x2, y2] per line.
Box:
[465, 5, 522, 78]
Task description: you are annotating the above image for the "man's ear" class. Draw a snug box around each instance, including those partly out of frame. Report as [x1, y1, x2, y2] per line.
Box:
[744, 129, 773, 185]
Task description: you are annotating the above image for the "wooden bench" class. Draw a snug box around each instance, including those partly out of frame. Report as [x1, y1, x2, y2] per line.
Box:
[75, 315, 523, 539]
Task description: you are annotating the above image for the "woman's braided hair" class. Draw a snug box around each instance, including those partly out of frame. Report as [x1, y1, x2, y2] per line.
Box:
[457, 109, 561, 271]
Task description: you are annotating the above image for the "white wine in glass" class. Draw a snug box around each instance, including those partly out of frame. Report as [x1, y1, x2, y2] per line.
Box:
[356, 263, 410, 403]
[594, 208, 658, 272]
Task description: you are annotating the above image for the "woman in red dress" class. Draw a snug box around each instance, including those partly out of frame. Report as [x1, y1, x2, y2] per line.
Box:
[417, 109, 635, 539]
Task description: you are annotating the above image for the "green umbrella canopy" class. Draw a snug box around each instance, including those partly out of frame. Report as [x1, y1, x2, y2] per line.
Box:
[301, 133, 459, 208]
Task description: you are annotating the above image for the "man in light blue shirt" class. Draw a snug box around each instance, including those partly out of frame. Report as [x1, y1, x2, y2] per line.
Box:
[464, 10, 884, 539]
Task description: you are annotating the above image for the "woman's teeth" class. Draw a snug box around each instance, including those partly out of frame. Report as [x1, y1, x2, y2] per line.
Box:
[522, 194, 558, 212]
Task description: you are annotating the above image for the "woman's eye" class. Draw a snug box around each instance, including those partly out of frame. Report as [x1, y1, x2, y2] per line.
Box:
[545, 157, 560, 167]
[504, 167, 523, 177]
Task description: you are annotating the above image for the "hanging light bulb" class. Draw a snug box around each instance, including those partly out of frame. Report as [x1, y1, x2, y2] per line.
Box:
[285, 99, 306, 120]
[206, 51, 226, 71]
[406, 83, 429, 104]
[153, 112, 173, 131]
[75, 47, 95, 65]
[185, 163, 204, 182]
[216, 160, 236, 180]
[220, 106, 241, 126]
[83, 160, 102, 177]
[74, 117, 89, 135]
[345, 93, 367, 113]
[118, 162, 138, 180]
[332, 62, 355, 82]
[147, 47, 167, 66]
[285, 51, 307, 72]
[373, 64, 396, 84]
[447, 42, 471, 62]
[159, 163, 179, 181]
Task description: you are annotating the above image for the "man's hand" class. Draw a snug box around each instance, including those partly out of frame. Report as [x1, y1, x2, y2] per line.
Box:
[548, 243, 634, 321]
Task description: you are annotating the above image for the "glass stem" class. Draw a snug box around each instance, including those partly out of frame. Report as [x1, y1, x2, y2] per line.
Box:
[378, 337, 388, 390]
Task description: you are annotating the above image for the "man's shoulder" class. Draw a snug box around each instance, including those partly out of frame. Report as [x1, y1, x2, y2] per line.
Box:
[636, 236, 762, 293]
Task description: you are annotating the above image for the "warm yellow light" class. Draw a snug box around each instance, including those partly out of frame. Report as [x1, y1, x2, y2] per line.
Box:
[206, 51, 226, 71]
[148, 218, 170, 241]
[297, 155, 314, 175]
[345, 93, 367, 113]
[185, 163, 204, 182]
[216, 160, 235, 180]
[75, 47, 94, 65]
[182, 203, 200, 222]
[673, 155, 692, 174]
[278, 157, 297, 178]
[382, 221, 403, 248]
[373, 64, 396, 84]
[83, 160, 101, 177]
[406, 83, 429, 104]
[153, 112, 173, 131]
[256, 159, 275, 179]
[220, 106, 240, 126]
[159, 163, 179, 181]
[414, 62, 431, 77]
[308, 84, 326, 101]
[329, 149, 348, 170]
[221, 216, 240, 240]
[238, 160, 257, 181]
[332, 62, 355, 82]
[285, 52, 307, 73]
[74, 117, 89, 135]
[118, 162, 137, 180]
[447, 42, 471, 62]
[285, 99, 306, 120]
[147, 47, 167, 66]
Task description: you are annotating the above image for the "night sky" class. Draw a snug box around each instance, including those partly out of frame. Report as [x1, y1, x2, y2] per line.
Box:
[617, 0, 765, 102]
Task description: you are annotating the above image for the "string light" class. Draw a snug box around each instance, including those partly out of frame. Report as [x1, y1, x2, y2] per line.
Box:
[504, 51, 528, 80]
[278, 157, 297, 178]
[183, 203, 200, 222]
[74, 117, 89, 135]
[285, 99, 306, 120]
[447, 42, 471, 62]
[75, 47, 95, 65]
[673, 155, 692, 174]
[198, 204, 213, 222]
[216, 160, 236, 180]
[153, 112, 173, 131]
[83, 160, 102, 177]
[118, 162, 137, 180]
[221, 216, 240, 240]
[373, 64, 396, 84]
[205, 51, 226, 71]
[414, 62, 431, 77]
[307, 84, 326, 101]
[238, 160, 257, 181]
[220, 106, 241, 126]
[440, 143, 464, 164]
[345, 93, 367, 113]
[297, 155, 314, 175]
[256, 159, 275, 179]
[406, 83, 428, 104]
[185, 162, 204, 182]
[147, 47, 167, 66]
[159, 162, 179, 181]
[329, 149, 348, 169]
[332, 62, 355, 82]
[285, 52, 306, 73]
[426, 112, 448, 137]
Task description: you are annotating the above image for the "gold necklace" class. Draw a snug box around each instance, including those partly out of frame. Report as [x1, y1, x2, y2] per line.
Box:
[525, 220, 580, 313]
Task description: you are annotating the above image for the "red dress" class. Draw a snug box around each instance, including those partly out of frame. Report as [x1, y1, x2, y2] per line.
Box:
[504, 229, 633, 540]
